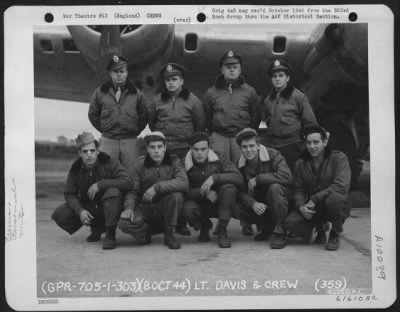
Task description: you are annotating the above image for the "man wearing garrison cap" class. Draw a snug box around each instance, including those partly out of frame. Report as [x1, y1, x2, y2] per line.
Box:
[202, 50, 260, 236]
[233, 128, 292, 249]
[88, 54, 148, 175]
[181, 132, 243, 248]
[148, 63, 206, 235]
[261, 59, 317, 171]
[51, 132, 132, 250]
[118, 132, 189, 249]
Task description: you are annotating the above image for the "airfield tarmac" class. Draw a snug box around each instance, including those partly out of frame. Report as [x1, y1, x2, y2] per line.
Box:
[35, 156, 372, 298]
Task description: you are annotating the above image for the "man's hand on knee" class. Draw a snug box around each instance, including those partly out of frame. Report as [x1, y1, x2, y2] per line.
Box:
[205, 190, 218, 204]
[252, 202, 267, 215]
[120, 209, 135, 222]
[143, 186, 157, 203]
[80, 210, 94, 225]
[87, 183, 99, 200]
[299, 205, 315, 220]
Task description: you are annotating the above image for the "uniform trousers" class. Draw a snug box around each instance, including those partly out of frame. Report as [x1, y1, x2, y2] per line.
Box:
[275, 141, 304, 173]
[233, 184, 289, 231]
[119, 192, 184, 237]
[210, 132, 241, 163]
[99, 136, 138, 175]
[182, 184, 237, 230]
[51, 187, 123, 234]
[283, 192, 351, 240]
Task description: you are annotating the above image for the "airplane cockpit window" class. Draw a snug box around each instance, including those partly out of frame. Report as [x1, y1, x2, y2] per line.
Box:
[40, 39, 53, 53]
[273, 36, 287, 54]
[63, 38, 79, 53]
[185, 33, 198, 52]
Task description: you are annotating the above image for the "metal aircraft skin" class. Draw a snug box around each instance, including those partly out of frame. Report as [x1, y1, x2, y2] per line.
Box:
[33, 23, 369, 190]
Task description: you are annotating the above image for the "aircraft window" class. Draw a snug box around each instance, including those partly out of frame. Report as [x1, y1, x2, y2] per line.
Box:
[273, 36, 286, 53]
[185, 33, 198, 51]
[63, 38, 79, 52]
[40, 39, 53, 52]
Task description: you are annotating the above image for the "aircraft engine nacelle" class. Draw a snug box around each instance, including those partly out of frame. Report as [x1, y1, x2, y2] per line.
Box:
[304, 23, 368, 84]
[67, 25, 175, 72]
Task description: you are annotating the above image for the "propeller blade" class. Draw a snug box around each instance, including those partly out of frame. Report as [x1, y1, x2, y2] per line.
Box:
[96, 25, 122, 84]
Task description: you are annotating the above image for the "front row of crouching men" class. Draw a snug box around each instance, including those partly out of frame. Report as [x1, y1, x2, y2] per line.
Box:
[52, 125, 351, 251]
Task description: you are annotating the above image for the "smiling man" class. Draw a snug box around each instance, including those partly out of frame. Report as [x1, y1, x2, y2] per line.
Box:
[262, 59, 317, 171]
[233, 128, 293, 249]
[118, 132, 189, 249]
[283, 125, 351, 251]
[51, 132, 132, 250]
[88, 55, 148, 175]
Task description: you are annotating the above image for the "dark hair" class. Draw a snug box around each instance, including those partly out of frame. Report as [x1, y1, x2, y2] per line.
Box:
[238, 133, 259, 146]
[78, 140, 99, 151]
[302, 125, 328, 141]
[189, 132, 210, 146]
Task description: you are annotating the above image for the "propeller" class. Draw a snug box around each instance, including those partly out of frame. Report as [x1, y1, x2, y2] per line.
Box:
[96, 25, 122, 84]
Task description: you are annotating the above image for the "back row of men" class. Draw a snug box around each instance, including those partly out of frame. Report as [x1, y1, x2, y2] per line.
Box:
[51, 52, 351, 252]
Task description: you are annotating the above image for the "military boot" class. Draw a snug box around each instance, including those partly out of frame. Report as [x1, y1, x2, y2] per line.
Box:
[315, 222, 329, 244]
[326, 230, 340, 251]
[164, 227, 181, 249]
[198, 219, 212, 242]
[86, 225, 104, 242]
[217, 220, 231, 248]
[102, 226, 117, 250]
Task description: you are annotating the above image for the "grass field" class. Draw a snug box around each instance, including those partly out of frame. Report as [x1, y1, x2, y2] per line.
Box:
[35, 156, 76, 199]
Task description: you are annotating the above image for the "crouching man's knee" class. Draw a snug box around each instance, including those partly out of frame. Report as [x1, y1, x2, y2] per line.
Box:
[51, 203, 82, 235]
[118, 216, 150, 244]
[283, 210, 314, 242]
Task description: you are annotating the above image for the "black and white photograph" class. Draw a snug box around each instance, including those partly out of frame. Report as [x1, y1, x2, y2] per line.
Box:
[4, 4, 396, 310]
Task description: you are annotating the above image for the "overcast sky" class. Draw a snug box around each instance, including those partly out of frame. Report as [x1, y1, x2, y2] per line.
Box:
[34, 97, 152, 141]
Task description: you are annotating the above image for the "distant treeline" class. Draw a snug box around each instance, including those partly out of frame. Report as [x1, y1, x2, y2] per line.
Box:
[35, 138, 147, 159]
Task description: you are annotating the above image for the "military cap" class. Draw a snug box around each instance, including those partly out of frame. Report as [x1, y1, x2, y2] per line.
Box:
[268, 59, 291, 75]
[106, 54, 128, 71]
[160, 63, 186, 79]
[75, 132, 96, 148]
[219, 50, 243, 67]
[144, 131, 166, 144]
[188, 132, 209, 146]
[235, 128, 258, 145]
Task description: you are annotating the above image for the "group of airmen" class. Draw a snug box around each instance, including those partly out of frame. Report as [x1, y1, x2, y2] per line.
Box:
[51, 51, 351, 252]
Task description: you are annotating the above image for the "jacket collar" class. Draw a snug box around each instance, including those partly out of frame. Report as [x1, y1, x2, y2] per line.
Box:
[269, 84, 294, 100]
[214, 74, 246, 90]
[70, 152, 110, 173]
[100, 80, 138, 94]
[160, 87, 190, 102]
[184, 149, 219, 171]
[144, 151, 173, 168]
[300, 145, 332, 162]
[238, 144, 270, 168]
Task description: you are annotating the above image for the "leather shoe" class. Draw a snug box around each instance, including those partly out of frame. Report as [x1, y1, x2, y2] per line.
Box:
[270, 233, 288, 249]
[86, 231, 102, 242]
[326, 231, 340, 251]
[241, 223, 254, 236]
